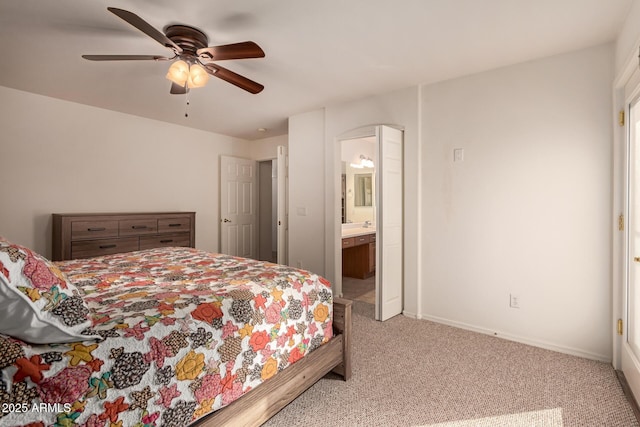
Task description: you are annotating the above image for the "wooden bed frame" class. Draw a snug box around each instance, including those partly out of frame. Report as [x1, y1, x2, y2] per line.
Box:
[195, 298, 353, 426]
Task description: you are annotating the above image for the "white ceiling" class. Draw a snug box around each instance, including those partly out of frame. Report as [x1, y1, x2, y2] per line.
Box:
[0, 0, 631, 140]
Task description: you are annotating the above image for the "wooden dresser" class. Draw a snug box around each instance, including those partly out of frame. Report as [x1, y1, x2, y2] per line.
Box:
[52, 212, 195, 261]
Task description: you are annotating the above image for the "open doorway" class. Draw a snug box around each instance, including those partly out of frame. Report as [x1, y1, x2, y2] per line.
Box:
[337, 125, 403, 321]
[257, 159, 278, 262]
[341, 136, 377, 311]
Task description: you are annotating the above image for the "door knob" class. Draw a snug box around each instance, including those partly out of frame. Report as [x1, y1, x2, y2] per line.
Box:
[634, 257, 640, 262]
[222, 218, 231, 223]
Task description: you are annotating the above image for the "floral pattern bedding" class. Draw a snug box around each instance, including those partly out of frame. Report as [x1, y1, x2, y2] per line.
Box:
[0, 247, 333, 427]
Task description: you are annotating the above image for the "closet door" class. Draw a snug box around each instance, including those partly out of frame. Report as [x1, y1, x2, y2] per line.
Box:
[220, 155, 257, 259]
[376, 125, 403, 321]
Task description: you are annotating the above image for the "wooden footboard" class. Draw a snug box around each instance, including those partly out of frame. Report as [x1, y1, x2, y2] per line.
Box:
[331, 297, 352, 380]
[195, 298, 352, 427]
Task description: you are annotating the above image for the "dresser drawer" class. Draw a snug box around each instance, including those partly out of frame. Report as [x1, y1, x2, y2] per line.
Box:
[71, 237, 139, 259]
[119, 219, 158, 236]
[71, 221, 118, 240]
[158, 217, 191, 233]
[342, 237, 355, 248]
[139, 233, 191, 250]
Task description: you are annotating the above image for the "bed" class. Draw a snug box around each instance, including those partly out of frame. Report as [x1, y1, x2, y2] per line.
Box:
[0, 238, 351, 427]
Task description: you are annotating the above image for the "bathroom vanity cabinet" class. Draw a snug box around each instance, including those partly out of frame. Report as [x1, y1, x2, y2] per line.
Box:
[342, 232, 376, 279]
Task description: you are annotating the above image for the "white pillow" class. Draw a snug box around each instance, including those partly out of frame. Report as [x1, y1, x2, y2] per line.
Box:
[0, 237, 97, 344]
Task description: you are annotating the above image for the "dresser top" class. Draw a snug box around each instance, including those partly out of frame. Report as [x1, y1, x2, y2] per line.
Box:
[53, 212, 195, 217]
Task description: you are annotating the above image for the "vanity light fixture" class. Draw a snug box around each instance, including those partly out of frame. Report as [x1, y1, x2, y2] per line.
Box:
[350, 155, 374, 169]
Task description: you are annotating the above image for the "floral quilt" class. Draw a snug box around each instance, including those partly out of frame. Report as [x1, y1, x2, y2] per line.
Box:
[0, 247, 333, 427]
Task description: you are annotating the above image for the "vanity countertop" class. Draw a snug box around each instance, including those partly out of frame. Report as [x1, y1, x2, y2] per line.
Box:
[341, 227, 376, 239]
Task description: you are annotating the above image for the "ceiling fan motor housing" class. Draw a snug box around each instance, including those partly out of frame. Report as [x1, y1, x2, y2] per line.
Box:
[164, 25, 208, 60]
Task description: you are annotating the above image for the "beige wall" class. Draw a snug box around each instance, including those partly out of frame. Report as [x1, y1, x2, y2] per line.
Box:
[288, 44, 614, 361]
[247, 134, 288, 161]
[0, 86, 249, 256]
[419, 44, 614, 361]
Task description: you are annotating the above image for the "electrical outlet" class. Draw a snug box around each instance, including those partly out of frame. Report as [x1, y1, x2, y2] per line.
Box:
[509, 294, 520, 309]
[296, 261, 302, 268]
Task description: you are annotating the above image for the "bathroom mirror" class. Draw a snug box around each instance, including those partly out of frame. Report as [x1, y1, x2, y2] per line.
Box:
[354, 173, 373, 207]
[341, 137, 376, 224]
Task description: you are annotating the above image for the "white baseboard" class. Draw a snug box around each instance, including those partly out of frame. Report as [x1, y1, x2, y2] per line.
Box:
[418, 314, 610, 363]
[402, 310, 422, 319]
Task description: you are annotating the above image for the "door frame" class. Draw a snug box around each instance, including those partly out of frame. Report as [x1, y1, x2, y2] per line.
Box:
[613, 47, 640, 372]
[253, 146, 288, 265]
[257, 159, 276, 262]
[334, 124, 404, 320]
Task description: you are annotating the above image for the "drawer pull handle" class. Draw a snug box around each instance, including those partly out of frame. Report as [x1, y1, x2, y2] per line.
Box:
[132, 225, 149, 230]
[160, 239, 174, 243]
[88, 227, 106, 232]
[168, 223, 182, 227]
[99, 244, 117, 249]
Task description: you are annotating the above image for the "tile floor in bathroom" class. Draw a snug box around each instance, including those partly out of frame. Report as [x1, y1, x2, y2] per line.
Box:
[341, 275, 375, 306]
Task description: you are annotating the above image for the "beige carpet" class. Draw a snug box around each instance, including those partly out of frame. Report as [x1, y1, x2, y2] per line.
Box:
[421, 408, 563, 427]
[265, 301, 638, 427]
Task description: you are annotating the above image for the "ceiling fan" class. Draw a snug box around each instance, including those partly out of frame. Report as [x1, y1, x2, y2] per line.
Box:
[83, 7, 265, 94]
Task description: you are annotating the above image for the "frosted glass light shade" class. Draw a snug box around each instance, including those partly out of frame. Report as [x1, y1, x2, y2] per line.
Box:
[166, 60, 190, 86]
[187, 63, 210, 88]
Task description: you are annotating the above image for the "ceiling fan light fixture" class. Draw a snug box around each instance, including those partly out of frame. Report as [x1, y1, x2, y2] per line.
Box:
[84, 9, 265, 94]
[187, 63, 209, 88]
[166, 59, 190, 86]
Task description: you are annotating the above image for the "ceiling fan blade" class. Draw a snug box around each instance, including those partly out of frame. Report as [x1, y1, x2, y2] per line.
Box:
[82, 54, 171, 61]
[204, 63, 264, 94]
[170, 82, 189, 95]
[107, 7, 182, 53]
[197, 41, 265, 61]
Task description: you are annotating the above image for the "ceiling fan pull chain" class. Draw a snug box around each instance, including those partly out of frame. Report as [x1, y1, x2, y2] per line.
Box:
[185, 97, 190, 118]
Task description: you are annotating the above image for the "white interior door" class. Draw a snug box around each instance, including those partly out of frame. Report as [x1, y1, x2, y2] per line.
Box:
[623, 98, 640, 398]
[376, 125, 403, 321]
[276, 146, 288, 265]
[220, 155, 257, 258]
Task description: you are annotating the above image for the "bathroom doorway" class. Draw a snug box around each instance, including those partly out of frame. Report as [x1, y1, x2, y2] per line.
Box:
[341, 136, 377, 310]
[337, 125, 403, 321]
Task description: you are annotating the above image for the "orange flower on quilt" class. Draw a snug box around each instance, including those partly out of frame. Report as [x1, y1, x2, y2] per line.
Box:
[99, 396, 130, 423]
[249, 330, 270, 352]
[261, 357, 278, 381]
[239, 323, 254, 339]
[191, 302, 223, 324]
[270, 288, 284, 302]
[288, 347, 304, 364]
[313, 303, 329, 322]
[23, 287, 41, 302]
[253, 293, 267, 309]
[194, 398, 215, 418]
[65, 343, 99, 366]
[176, 350, 205, 381]
[13, 355, 51, 383]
